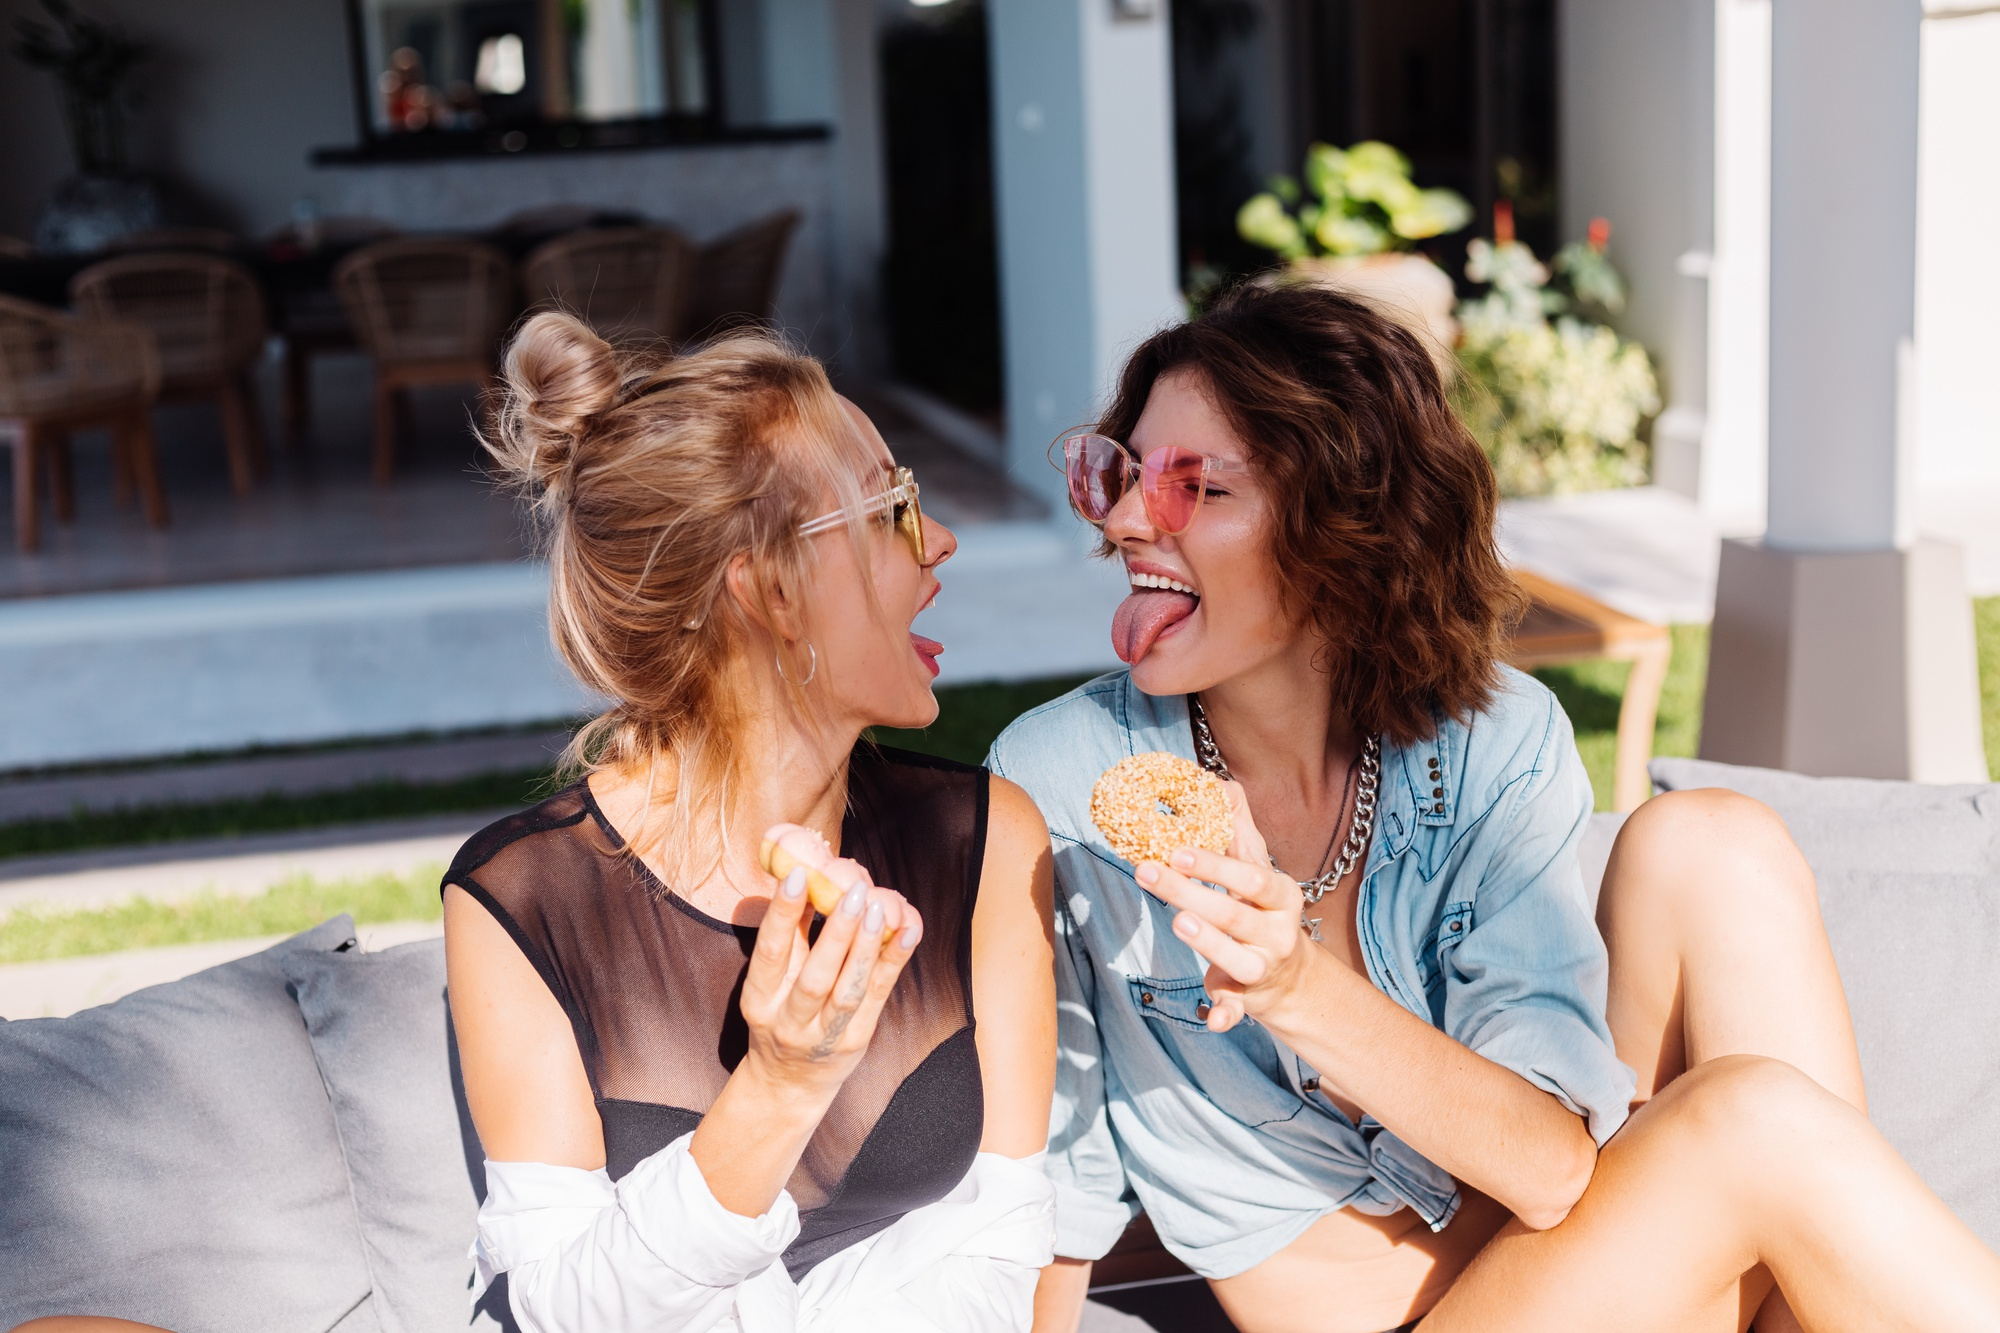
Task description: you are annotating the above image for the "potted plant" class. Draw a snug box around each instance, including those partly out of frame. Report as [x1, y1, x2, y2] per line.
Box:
[1236, 140, 1472, 357]
[1452, 207, 1661, 496]
[11, 0, 159, 253]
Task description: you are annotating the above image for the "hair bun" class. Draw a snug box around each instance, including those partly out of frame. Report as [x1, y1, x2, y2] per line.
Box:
[490, 311, 622, 496]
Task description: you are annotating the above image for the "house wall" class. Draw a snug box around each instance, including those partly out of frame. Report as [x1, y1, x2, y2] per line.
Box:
[0, 0, 861, 362]
[0, 0, 355, 240]
[1915, 7, 2000, 498]
[1559, 0, 1724, 512]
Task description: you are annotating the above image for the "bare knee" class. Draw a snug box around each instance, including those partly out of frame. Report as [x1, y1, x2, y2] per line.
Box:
[1641, 1054, 1853, 1159]
[1602, 789, 1817, 925]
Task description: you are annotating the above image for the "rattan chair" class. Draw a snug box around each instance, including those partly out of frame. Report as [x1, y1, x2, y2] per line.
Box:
[684, 209, 800, 337]
[0, 295, 165, 551]
[523, 226, 696, 343]
[70, 253, 271, 497]
[333, 237, 515, 485]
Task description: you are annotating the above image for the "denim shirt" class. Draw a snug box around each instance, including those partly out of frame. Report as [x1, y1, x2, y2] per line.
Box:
[986, 666, 1635, 1279]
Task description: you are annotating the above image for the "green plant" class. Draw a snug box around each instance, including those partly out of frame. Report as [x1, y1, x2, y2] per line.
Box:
[1453, 218, 1660, 496]
[10, 0, 148, 173]
[1237, 141, 1472, 260]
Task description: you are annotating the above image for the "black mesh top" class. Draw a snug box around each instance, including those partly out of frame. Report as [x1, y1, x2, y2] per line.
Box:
[445, 743, 990, 1278]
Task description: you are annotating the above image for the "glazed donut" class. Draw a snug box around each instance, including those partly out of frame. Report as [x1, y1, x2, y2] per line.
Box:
[759, 824, 889, 931]
[1090, 752, 1234, 866]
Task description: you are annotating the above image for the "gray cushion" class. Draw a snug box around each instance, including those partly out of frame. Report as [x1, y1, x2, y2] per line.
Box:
[0, 915, 382, 1333]
[283, 939, 497, 1333]
[1648, 757, 2000, 1247]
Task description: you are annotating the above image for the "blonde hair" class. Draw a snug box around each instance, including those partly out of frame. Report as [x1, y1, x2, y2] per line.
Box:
[486, 311, 879, 880]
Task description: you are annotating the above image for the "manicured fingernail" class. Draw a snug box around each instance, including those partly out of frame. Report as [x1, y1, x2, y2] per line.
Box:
[1170, 849, 1195, 870]
[897, 923, 921, 949]
[864, 902, 884, 933]
[780, 868, 806, 900]
[1135, 863, 1159, 887]
[1175, 913, 1199, 938]
[841, 885, 866, 917]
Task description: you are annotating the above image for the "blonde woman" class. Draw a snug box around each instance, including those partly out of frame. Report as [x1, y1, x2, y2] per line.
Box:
[442, 314, 1057, 1332]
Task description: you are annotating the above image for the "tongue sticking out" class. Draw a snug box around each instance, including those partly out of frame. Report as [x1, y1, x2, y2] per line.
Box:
[1112, 590, 1198, 664]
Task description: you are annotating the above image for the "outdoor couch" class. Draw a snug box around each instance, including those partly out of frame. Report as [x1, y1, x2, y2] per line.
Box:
[1, 756, 1996, 1333]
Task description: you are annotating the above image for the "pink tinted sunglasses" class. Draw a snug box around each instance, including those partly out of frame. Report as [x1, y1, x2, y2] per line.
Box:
[1055, 432, 1252, 536]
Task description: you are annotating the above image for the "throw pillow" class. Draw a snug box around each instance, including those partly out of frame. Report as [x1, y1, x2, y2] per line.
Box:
[0, 915, 382, 1333]
[1648, 757, 2000, 1249]
[284, 938, 503, 1333]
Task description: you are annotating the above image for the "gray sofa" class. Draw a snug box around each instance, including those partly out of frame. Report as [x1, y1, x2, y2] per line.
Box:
[2, 757, 1995, 1333]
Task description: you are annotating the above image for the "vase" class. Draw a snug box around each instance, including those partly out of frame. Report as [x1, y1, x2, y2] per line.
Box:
[1287, 253, 1459, 367]
[35, 174, 167, 254]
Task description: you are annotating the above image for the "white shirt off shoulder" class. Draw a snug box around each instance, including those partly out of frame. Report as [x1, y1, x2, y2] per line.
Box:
[472, 1135, 1056, 1333]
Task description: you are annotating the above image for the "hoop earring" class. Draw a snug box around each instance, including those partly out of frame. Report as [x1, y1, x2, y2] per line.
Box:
[776, 642, 818, 686]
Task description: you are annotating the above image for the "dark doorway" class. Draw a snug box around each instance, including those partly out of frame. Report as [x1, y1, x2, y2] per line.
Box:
[879, 1, 1003, 414]
[1291, 0, 1560, 273]
[1172, 0, 1559, 291]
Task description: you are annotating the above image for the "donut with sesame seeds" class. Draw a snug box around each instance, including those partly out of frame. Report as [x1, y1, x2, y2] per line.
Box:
[1090, 752, 1235, 867]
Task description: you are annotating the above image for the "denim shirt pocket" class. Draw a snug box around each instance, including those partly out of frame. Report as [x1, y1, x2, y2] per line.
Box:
[1127, 974, 1303, 1129]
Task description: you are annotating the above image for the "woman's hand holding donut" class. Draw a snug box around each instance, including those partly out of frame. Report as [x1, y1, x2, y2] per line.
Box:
[736, 839, 922, 1102]
[1132, 783, 1315, 1033]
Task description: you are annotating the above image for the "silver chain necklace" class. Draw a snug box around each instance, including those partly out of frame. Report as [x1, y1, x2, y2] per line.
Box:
[1189, 694, 1380, 941]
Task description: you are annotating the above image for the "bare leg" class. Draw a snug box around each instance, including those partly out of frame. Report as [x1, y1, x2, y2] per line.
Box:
[1598, 789, 1866, 1106]
[1420, 1056, 2000, 1333]
[1596, 788, 1869, 1330]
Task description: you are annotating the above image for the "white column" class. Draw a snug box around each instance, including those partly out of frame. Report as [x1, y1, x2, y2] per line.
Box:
[987, 0, 1183, 508]
[1700, 0, 1988, 782]
[1697, 0, 1771, 534]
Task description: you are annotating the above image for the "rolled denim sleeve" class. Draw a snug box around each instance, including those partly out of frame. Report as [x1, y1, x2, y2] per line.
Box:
[1044, 892, 1140, 1258]
[1440, 698, 1637, 1146]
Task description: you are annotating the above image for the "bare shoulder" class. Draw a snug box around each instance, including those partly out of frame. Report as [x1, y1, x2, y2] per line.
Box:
[443, 883, 604, 1168]
[980, 775, 1054, 924]
[972, 776, 1057, 1154]
[988, 773, 1052, 852]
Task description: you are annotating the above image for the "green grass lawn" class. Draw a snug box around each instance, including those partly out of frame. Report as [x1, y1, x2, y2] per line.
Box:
[0, 867, 443, 965]
[3, 598, 1994, 962]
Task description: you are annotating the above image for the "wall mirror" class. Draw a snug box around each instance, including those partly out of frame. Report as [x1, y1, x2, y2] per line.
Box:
[346, 0, 721, 144]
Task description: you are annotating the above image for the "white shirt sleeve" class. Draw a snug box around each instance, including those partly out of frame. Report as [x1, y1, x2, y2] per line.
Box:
[471, 1137, 1055, 1333]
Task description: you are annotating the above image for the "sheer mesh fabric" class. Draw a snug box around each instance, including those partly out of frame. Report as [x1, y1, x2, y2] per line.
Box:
[446, 744, 988, 1277]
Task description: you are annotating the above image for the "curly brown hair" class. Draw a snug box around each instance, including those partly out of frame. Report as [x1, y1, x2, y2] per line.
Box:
[1096, 281, 1522, 746]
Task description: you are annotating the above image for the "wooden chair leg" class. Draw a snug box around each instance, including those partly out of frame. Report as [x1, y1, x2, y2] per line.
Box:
[217, 380, 257, 497]
[45, 427, 76, 522]
[282, 339, 310, 441]
[371, 373, 398, 487]
[12, 420, 41, 552]
[120, 410, 170, 529]
[109, 420, 134, 506]
[240, 372, 271, 479]
[1612, 635, 1674, 812]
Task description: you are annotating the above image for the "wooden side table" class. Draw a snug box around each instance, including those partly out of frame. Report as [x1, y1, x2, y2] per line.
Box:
[1504, 569, 1674, 812]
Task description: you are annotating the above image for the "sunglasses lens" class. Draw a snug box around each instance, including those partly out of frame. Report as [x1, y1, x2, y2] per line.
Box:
[1066, 435, 1126, 524]
[1141, 446, 1207, 534]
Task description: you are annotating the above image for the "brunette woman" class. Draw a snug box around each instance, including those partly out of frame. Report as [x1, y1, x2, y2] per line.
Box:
[990, 282, 2000, 1333]
[444, 314, 1057, 1331]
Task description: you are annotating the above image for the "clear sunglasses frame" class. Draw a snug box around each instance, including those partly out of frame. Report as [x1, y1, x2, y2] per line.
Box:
[798, 465, 927, 565]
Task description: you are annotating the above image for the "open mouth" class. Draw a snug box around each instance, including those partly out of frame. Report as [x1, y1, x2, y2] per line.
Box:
[1113, 568, 1201, 664]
